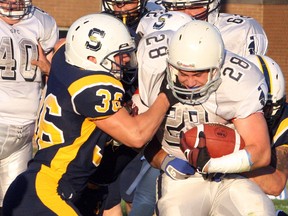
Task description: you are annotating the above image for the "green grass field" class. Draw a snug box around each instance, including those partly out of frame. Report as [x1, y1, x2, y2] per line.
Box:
[274, 199, 288, 213]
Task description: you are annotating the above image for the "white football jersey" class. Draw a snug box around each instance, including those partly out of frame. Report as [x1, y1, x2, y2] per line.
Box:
[214, 13, 268, 57]
[137, 11, 268, 57]
[0, 6, 58, 124]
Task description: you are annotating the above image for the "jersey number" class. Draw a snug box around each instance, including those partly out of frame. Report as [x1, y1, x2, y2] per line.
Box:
[145, 34, 167, 59]
[35, 94, 64, 149]
[222, 56, 249, 82]
[0, 37, 38, 81]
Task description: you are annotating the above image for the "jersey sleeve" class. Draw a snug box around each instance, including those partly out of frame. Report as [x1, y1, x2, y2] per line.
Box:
[216, 51, 268, 120]
[33, 7, 59, 54]
[242, 16, 268, 56]
[216, 13, 268, 57]
[68, 75, 124, 119]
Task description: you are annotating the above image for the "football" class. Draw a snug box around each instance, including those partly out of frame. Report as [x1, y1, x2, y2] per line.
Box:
[182, 123, 245, 158]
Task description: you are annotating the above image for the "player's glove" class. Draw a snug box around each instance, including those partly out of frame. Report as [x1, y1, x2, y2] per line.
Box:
[159, 75, 179, 107]
[161, 154, 195, 180]
[180, 131, 211, 174]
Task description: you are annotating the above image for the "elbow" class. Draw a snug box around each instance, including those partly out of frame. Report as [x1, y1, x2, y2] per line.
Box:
[272, 174, 288, 196]
[133, 140, 147, 149]
[267, 181, 287, 196]
[269, 188, 285, 197]
[125, 136, 148, 149]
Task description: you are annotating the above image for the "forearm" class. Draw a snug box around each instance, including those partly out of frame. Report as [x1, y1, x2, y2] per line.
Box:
[96, 93, 169, 148]
[243, 145, 288, 196]
[243, 166, 287, 196]
[233, 113, 271, 170]
[134, 93, 169, 143]
[144, 136, 167, 169]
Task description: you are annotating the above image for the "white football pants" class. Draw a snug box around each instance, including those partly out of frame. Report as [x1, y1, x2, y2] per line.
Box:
[0, 123, 34, 206]
[157, 172, 276, 216]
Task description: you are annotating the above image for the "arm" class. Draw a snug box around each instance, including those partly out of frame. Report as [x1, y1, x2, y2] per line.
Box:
[199, 112, 271, 174]
[233, 112, 271, 170]
[144, 136, 167, 169]
[95, 93, 169, 148]
[243, 145, 288, 196]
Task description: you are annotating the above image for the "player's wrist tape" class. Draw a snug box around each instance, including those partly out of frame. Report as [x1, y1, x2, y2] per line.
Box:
[161, 154, 175, 169]
[205, 149, 253, 173]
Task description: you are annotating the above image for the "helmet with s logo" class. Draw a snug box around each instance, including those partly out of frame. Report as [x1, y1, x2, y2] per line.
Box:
[65, 13, 137, 84]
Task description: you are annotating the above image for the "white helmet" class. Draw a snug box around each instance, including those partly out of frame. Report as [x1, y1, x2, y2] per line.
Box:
[161, 0, 220, 24]
[246, 55, 286, 128]
[65, 13, 137, 84]
[167, 20, 224, 105]
[141, 11, 194, 35]
[0, 0, 31, 19]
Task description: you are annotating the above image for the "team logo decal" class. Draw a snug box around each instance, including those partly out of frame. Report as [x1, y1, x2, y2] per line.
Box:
[85, 28, 105, 52]
[153, 13, 173, 31]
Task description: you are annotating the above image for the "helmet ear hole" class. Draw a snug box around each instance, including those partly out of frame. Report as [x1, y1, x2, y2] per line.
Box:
[87, 56, 97, 64]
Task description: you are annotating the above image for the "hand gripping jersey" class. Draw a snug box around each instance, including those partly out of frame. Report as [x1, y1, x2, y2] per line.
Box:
[0, 6, 58, 124]
[32, 45, 125, 199]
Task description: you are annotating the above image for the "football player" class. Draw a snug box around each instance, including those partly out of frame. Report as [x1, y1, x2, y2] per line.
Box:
[2, 13, 171, 215]
[139, 0, 268, 57]
[143, 20, 276, 215]
[244, 55, 288, 213]
[80, 1, 150, 215]
[0, 0, 58, 215]
[130, 2, 269, 214]
[127, 11, 195, 216]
